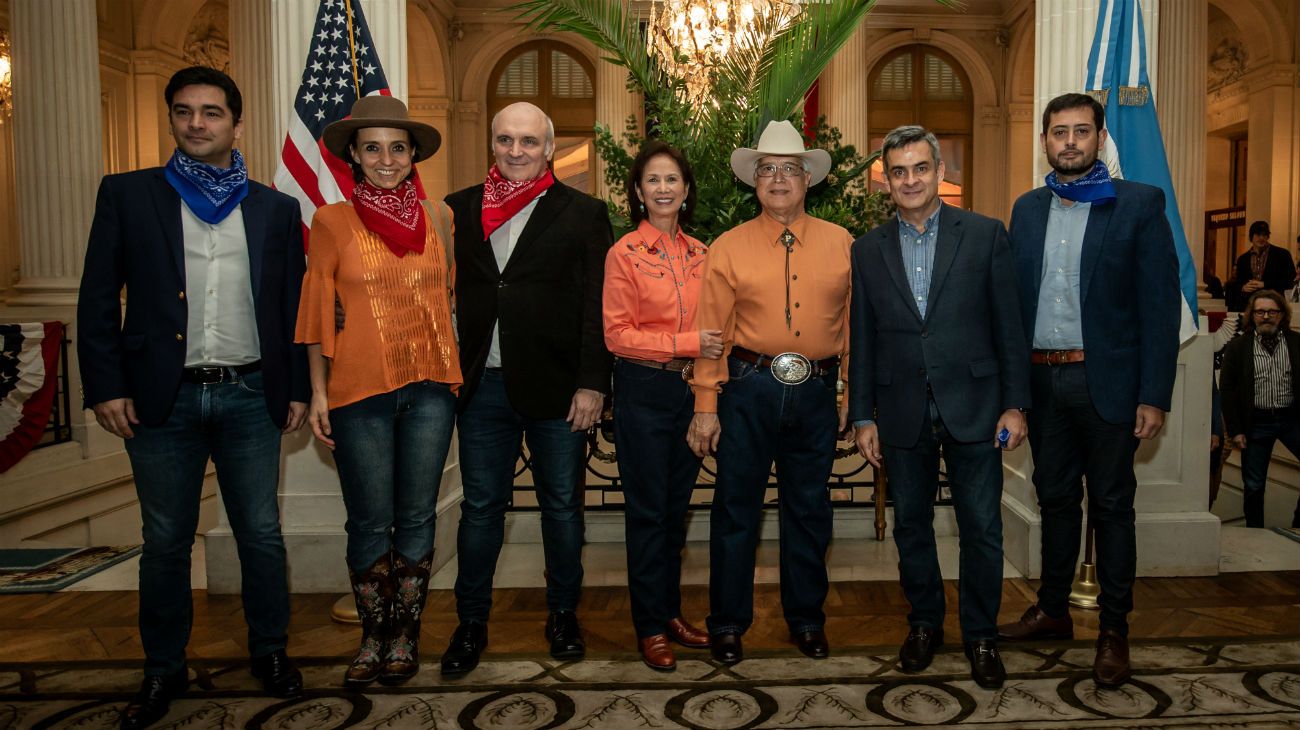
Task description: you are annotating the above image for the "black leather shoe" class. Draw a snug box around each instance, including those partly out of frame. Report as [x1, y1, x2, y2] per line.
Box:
[545, 610, 586, 659]
[899, 625, 943, 672]
[119, 669, 188, 730]
[964, 639, 1007, 689]
[711, 632, 743, 665]
[250, 649, 303, 698]
[440, 621, 488, 677]
[791, 630, 830, 659]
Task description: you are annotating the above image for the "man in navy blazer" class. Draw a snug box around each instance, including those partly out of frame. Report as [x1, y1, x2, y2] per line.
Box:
[77, 67, 308, 729]
[848, 126, 1030, 689]
[997, 93, 1180, 689]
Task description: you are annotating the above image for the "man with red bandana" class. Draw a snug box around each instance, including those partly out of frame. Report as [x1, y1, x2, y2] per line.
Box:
[438, 102, 614, 676]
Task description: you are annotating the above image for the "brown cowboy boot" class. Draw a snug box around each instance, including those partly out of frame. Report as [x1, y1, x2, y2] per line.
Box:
[344, 554, 393, 688]
[380, 552, 433, 685]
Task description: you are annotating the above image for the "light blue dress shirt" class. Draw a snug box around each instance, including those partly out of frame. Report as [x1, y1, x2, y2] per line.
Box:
[1033, 194, 1090, 349]
[899, 204, 942, 319]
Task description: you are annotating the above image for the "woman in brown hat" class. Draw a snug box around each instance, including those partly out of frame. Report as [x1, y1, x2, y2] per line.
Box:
[295, 96, 460, 687]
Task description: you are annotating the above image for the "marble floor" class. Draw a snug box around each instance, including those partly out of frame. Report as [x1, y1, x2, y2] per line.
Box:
[57, 523, 1300, 592]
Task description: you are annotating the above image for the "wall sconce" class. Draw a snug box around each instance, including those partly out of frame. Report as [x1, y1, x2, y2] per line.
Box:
[0, 31, 11, 121]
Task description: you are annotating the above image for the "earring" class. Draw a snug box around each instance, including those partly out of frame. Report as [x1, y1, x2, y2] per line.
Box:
[680, 202, 687, 211]
[639, 202, 646, 213]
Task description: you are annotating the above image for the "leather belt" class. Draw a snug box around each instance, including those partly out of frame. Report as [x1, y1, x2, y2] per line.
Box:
[1030, 349, 1085, 366]
[621, 357, 691, 372]
[730, 346, 839, 377]
[181, 361, 261, 384]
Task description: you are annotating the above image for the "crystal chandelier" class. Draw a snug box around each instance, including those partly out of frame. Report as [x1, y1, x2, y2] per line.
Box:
[646, 0, 803, 109]
[0, 31, 11, 122]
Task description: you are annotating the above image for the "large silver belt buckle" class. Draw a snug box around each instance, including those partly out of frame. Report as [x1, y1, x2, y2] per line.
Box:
[770, 352, 812, 385]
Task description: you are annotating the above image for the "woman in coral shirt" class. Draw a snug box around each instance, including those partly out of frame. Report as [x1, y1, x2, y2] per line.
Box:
[295, 97, 461, 688]
[603, 141, 723, 670]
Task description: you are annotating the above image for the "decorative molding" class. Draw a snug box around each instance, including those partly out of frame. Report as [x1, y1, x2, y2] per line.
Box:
[183, 0, 230, 73]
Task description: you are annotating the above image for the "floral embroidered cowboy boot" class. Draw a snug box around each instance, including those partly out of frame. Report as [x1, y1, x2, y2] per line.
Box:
[344, 553, 392, 688]
[380, 551, 433, 685]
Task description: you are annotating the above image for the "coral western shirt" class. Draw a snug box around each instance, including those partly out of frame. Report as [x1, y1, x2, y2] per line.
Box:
[295, 202, 462, 409]
[691, 211, 853, 413]
[603, 220, 709, 361]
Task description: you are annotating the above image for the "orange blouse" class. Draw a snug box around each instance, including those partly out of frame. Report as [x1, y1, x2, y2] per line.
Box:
[603, 220, 709, 361]
[295, 202, 462, 409]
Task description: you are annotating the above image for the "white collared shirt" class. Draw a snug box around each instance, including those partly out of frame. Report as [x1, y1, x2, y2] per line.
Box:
[485, 192, 544, 368]
[180, 202, 261, 367]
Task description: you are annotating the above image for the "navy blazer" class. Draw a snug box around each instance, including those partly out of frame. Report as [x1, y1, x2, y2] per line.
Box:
[77, 168, 309, 428]
[445, 180, 614, 418]
[848, 205, 1031, 448]
[1008, 179, 1180, 424]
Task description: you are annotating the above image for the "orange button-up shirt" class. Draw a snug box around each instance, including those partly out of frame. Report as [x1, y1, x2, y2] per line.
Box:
[603, 220, 709, 361]
[691, 211, 852, 413]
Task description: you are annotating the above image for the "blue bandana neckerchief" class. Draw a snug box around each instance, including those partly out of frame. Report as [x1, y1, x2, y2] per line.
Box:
[164, 148, 250, 224]
[1044, 159, 1116, 204]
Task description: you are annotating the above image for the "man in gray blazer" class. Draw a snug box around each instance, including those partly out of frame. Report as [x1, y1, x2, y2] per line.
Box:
[848, 125, 1030, 689]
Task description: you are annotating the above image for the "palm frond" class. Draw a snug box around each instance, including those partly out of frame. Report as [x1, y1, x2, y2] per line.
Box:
[512, 0, 657, 96]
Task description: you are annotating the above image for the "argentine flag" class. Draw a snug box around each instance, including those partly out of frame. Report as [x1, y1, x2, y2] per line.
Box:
[1085, 0, 1199, 343]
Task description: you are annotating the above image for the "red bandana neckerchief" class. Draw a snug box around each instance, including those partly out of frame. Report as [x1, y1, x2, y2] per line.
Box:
[351, 178, 427, 258]
[481, 164, 555, 239]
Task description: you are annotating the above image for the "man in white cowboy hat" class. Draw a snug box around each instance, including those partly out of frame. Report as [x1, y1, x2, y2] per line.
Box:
[686, 119, 852, 665]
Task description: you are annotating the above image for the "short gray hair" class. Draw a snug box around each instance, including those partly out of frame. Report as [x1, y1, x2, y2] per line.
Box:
[880, 125, 941, 168]
[490, 104, 556, 155]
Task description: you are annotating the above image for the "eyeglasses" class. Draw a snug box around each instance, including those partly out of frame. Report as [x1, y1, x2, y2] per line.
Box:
[1253, 309, 1283, 319]
[755, 162, 804, 179]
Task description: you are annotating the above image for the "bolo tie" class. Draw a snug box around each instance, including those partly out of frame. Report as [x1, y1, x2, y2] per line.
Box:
[780, 228, 796, 330]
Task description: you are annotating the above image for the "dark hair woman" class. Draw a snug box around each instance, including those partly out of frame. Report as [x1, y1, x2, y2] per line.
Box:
[602, 141, 721, 670]
[295, 96, 460, 687]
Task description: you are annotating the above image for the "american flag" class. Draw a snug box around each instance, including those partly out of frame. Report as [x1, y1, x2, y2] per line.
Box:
[274, 0, 390, 242]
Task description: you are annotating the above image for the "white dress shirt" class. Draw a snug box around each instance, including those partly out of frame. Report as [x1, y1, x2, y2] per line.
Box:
[485, 192, 544, 368]
[180, 202, 261, 367]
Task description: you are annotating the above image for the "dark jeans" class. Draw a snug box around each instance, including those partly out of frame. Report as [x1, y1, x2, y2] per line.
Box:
[124, 371, 289, 676]
[707, 357, 836, 636]
[1239, 409, 1300, 528]
[454, 369, 586, 622]
[613, 361, 701, 639]
[1028, 362, 1139, 635]
[329, 381, 456, 570]
[882, 398, 1004, 642]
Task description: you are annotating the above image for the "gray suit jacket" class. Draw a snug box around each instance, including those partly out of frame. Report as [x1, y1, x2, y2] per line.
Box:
[847, 205, 1030, 448]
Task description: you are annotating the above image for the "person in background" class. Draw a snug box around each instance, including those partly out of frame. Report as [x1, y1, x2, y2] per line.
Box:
[603, 141, 719, 671]
[297, 96, 460, 687]
[1228, 221, 1294, 310]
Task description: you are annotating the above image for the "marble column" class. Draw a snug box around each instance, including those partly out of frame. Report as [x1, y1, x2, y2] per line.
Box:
[1033, 0, 1159, 180]
[7, 0, 102, 305]
[1157, 0, 1207, 280]
[821, 23, 870, 158]
[593, 58, 641, 200]
[1004, 0, 1219, 580]
[214, 0, 445, 594]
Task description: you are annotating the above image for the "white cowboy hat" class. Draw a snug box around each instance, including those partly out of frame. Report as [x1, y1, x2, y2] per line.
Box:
[730, 120, 832, 187]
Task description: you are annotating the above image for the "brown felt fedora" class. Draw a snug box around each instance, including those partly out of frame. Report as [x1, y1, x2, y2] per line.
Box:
[322, 96, 441, 161]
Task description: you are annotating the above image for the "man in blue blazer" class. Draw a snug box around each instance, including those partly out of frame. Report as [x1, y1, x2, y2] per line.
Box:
[77, 67, 308, 729]
[849, 126, 1030, 689]
[996, 93, 1180, 689]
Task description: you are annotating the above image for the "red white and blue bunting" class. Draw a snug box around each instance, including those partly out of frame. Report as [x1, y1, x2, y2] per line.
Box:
[0, 322, 63, 473]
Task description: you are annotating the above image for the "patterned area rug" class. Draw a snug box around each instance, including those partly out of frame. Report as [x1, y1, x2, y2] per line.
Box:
[3, 638, 1300, 729]
[0, 546, 141, 594]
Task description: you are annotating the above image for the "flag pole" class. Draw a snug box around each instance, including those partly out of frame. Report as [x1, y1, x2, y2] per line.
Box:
[343, 0, 362, 97]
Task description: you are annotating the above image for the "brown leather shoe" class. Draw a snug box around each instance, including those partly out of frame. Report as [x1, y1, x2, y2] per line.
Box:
[639, 634, 676, 671]
[667, 617, 710, 648]
[1093, 628, 1132, 687]
[997, 605, 1074, 641]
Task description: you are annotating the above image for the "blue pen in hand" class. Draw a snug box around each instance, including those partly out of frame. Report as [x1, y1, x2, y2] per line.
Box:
[997, 428, 1010, 449]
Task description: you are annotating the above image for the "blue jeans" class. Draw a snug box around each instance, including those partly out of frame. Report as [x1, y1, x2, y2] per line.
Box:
[329, 381, 456, 570]
[1028, 362, 1139, 635]
[707, 357, 836, 636]
[882, 397, 1003, 642]
[1239, 409, 1300, 528]
[454, 369, 586, 621]
[124, 370, 288, 677]
[613, 361, 701, 638]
